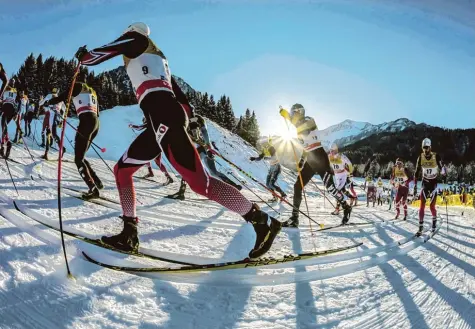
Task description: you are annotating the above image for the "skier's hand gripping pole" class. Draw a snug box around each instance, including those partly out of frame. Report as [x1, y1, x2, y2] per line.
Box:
[279, 106, 323, 230]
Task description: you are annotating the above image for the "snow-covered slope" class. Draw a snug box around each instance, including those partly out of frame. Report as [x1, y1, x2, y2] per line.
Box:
[318, 118, 417, 149]
[1, 108, 474, 329]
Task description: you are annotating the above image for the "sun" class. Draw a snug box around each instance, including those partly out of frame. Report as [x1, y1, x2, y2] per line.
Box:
[280, 123, 298, 141]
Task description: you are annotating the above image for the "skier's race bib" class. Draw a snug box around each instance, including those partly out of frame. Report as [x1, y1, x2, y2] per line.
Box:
[2, 89, 17, 106]
[73, 89, 98, 116]
[124, 41, 172, 104]
[422, 166, 438, 180]
[329, 155, 345, 173]
[299, 130, 322, 152]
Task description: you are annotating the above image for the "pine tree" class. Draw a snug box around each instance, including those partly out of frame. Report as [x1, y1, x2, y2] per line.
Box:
[208, 95, 217, 122]
[221, 96, 236, 131]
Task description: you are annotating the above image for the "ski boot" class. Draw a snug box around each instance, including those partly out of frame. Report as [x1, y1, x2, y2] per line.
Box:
[416, 224, 424, 237]
[82, 186, 100, 200]
[431, 217, 437, 232]
[244, 203, 282, 259]
[101, 216, 139, 252]
[403, 215, 407, 221]
[164, 175, 174, 185]
[4, 141, 12, 159]
[165, 191, 185, 200]
[282, 214, 299, 228]
[268, 196, 279, 203]
[0, 145, 4, 158]
[40, 152, 49, 161]
[281, 192, 287, 200]
[341, 202, 352, 225]
[331, 205, 340, 216]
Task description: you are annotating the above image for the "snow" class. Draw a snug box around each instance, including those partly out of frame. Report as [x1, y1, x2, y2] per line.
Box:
[1, 106, 475, 329]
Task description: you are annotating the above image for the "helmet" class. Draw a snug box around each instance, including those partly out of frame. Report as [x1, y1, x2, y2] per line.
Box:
[290, 103, 305, 125]
[422, 138, 431, 149]
[329, 143, 338, 155]
[123, 22, 150, 36]
[52, 87, 58, 94]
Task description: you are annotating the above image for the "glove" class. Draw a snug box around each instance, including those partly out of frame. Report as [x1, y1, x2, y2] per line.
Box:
[279, 107, 290, 120]
[298, 158, 305, 170]
[249, 157, 256, 161]
[413, 185, 418, 196]
[75, 45, 88, 61]
[206, 149, 214, 159]
[58, 121, 63, 129]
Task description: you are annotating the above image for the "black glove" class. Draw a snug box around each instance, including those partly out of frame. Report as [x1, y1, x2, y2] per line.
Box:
[249, 157, 256, 161]
[413, 185, 418, 196]
[298, 158, 305, 169]
[75, 45, 88, 61]
[206, 149, 214, 159]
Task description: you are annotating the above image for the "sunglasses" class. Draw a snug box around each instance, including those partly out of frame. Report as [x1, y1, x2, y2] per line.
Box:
[423, 146, 430, 150]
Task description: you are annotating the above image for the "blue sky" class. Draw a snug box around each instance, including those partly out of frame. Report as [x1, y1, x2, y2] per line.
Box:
[1, 0, 474, 135]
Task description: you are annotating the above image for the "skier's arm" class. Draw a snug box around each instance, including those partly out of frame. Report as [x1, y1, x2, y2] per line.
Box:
[77, 32, 148, 66]
[48, 83, 82, 105]
[342, 154, 354, 174]
[404, 167, 412, 186]
[0, 71, 7, 98]
[414, 156, 421, 184]
[200, 120, 211, 147]
[171, 77, 193, 117]
[250, 152, 265, 161]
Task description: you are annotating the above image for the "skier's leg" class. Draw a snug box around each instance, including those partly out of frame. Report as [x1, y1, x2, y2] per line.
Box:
[290, 163, 314, 221]
[74, 121, 97, 193]
[429, 187, 438, 229]
[269, 165, 286, 197]
[114, 128, 161, 218]
[418, 189, 427, 234]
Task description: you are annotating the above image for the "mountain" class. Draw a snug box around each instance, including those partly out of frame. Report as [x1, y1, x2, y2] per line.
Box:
[318, 118, 417, 149]
[341, 123, 475, 169]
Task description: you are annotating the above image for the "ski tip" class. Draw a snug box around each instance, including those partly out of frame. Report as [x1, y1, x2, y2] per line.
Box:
[67, 273, 76, 281]
[319, 224, 324, 229]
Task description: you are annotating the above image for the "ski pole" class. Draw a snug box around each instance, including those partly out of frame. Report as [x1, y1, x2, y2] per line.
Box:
[56, 61, 81, 280]
[445, 199, 449, 234]
[211, 149, 323, 227]
[64, 120, 106, 153]
[2, 157, 19, 196]
[225, 169, 281, 215]
[310, 178, 337, 209]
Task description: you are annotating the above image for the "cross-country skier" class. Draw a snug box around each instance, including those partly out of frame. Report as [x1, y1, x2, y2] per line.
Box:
[327, 143, 355, 215]
[376, 177, 384, 206]
[39, 88, 66, 160]
[249, 138, 286, 202]
[44, 81, 103, 199]
[0, 78, 20, 159]
[13, 91, 28, 143]
[413, 138, 445, 236]
[167, 113, 242, 200]
[363, 175, 376, 207]
[391, 158, 412, 220]
[24, 102, 35, 137]
[280, 104, 352, 227]
[128, 117, 173, 184]
[74, 22, 280, 258]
